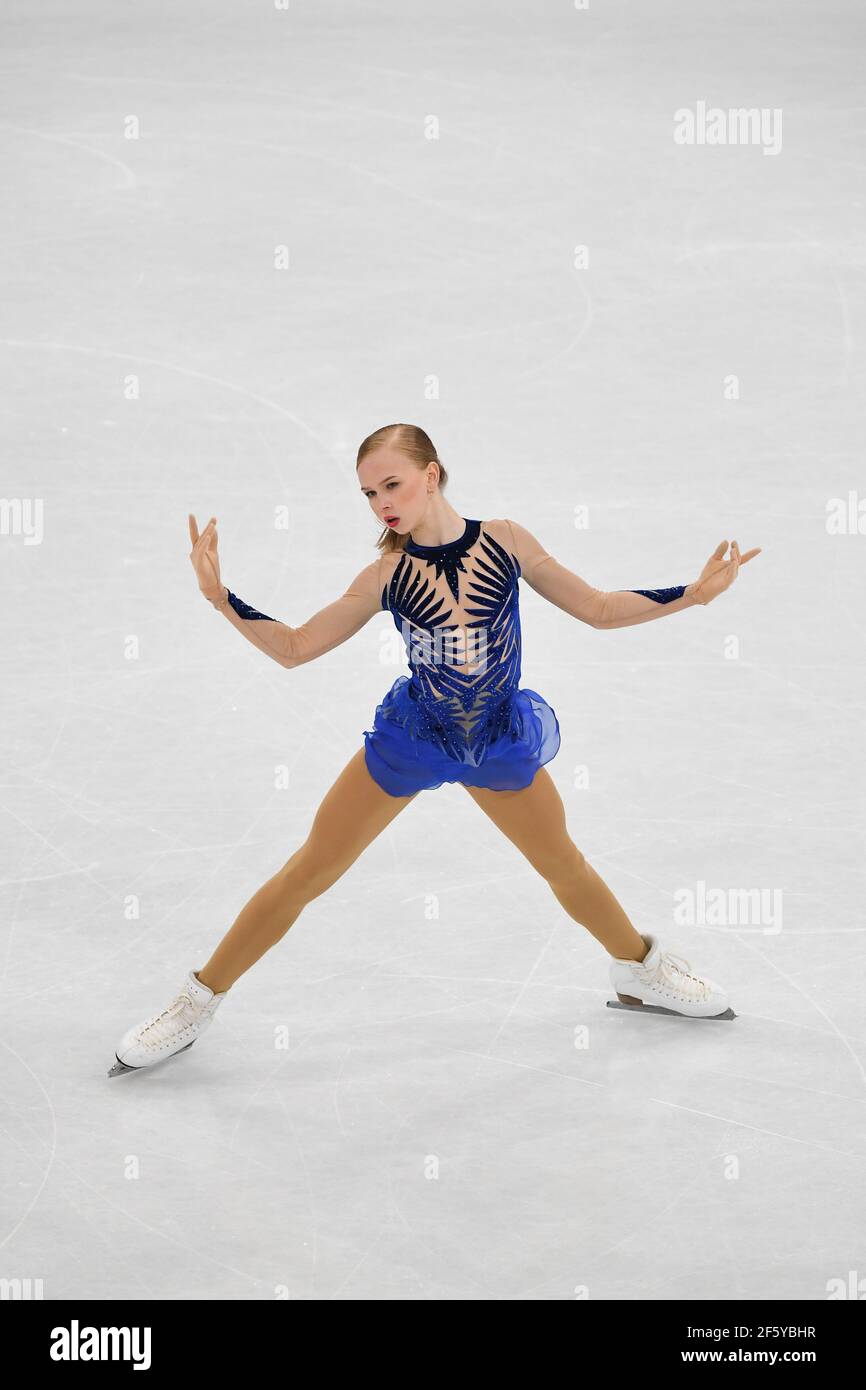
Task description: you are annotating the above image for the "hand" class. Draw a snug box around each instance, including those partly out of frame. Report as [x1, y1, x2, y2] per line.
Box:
[688, 539, 761, 606]
[188, 513, 224, 602]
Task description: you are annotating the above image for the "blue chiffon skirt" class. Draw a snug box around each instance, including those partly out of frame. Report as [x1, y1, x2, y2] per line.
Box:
[363, 674, 561, 797]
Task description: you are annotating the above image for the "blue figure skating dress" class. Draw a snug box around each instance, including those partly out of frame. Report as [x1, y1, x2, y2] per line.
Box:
[215, 516, 690, 798]
[363, 518, 561, 796]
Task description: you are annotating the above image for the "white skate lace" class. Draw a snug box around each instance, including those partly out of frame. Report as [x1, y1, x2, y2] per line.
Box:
[649, 951, 711, 1003]
[139, 991, 205, 1049]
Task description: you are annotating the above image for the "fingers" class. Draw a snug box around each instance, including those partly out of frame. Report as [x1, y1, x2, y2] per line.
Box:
[693, 539, 760, 604]
[711, 538, 762, 571]
[727, 539, 764, 562]
[190, 516, 217, 553]
[730, 540, 764, 569]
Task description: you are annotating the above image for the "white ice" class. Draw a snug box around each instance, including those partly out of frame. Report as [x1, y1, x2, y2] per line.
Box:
[1, 0, 865, 1302]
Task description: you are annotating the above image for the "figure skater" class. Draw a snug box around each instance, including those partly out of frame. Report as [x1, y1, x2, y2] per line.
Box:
[108, 423, 761, 1075]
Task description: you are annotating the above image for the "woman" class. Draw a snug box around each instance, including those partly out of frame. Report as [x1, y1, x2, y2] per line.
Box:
[108, 423, 760, 1075]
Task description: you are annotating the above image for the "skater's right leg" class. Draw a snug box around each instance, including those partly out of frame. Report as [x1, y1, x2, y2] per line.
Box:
[196, 748, 417, 993]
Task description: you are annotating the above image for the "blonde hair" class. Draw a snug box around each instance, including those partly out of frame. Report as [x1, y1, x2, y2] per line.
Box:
[357, 423, 449, 554]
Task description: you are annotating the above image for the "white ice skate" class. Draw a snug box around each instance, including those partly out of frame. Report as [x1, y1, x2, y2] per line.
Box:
[107, 970, 228, 1076]
[607, 934, 736, 1020]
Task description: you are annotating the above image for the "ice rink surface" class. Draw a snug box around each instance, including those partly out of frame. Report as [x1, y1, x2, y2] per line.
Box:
[1, 0, 865, 1300]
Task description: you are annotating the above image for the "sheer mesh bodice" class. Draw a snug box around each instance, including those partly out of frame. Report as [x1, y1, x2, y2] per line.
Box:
[384, 518, 525, 761]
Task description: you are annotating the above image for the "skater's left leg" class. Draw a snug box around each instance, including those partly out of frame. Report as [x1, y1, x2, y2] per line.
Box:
[462, 767, 648, 960]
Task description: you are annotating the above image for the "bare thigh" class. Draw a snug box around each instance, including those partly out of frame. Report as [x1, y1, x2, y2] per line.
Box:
[283, 746, 419, 896]
[461, 766, 584, 880]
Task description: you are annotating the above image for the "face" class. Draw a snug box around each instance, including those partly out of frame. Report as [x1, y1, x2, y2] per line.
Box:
[357, 448, 434, 534]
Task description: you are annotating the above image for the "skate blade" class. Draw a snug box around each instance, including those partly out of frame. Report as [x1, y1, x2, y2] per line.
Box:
[106, 1040, 195, 1077]
[107, 1057, 139, 1076]
[606, 1000, 736, 1020]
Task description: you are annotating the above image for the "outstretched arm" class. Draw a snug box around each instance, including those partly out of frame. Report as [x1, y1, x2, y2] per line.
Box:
[207, 560, 384, 668]
[189, 513, 384, 667]
[503, 518, 758, 630]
